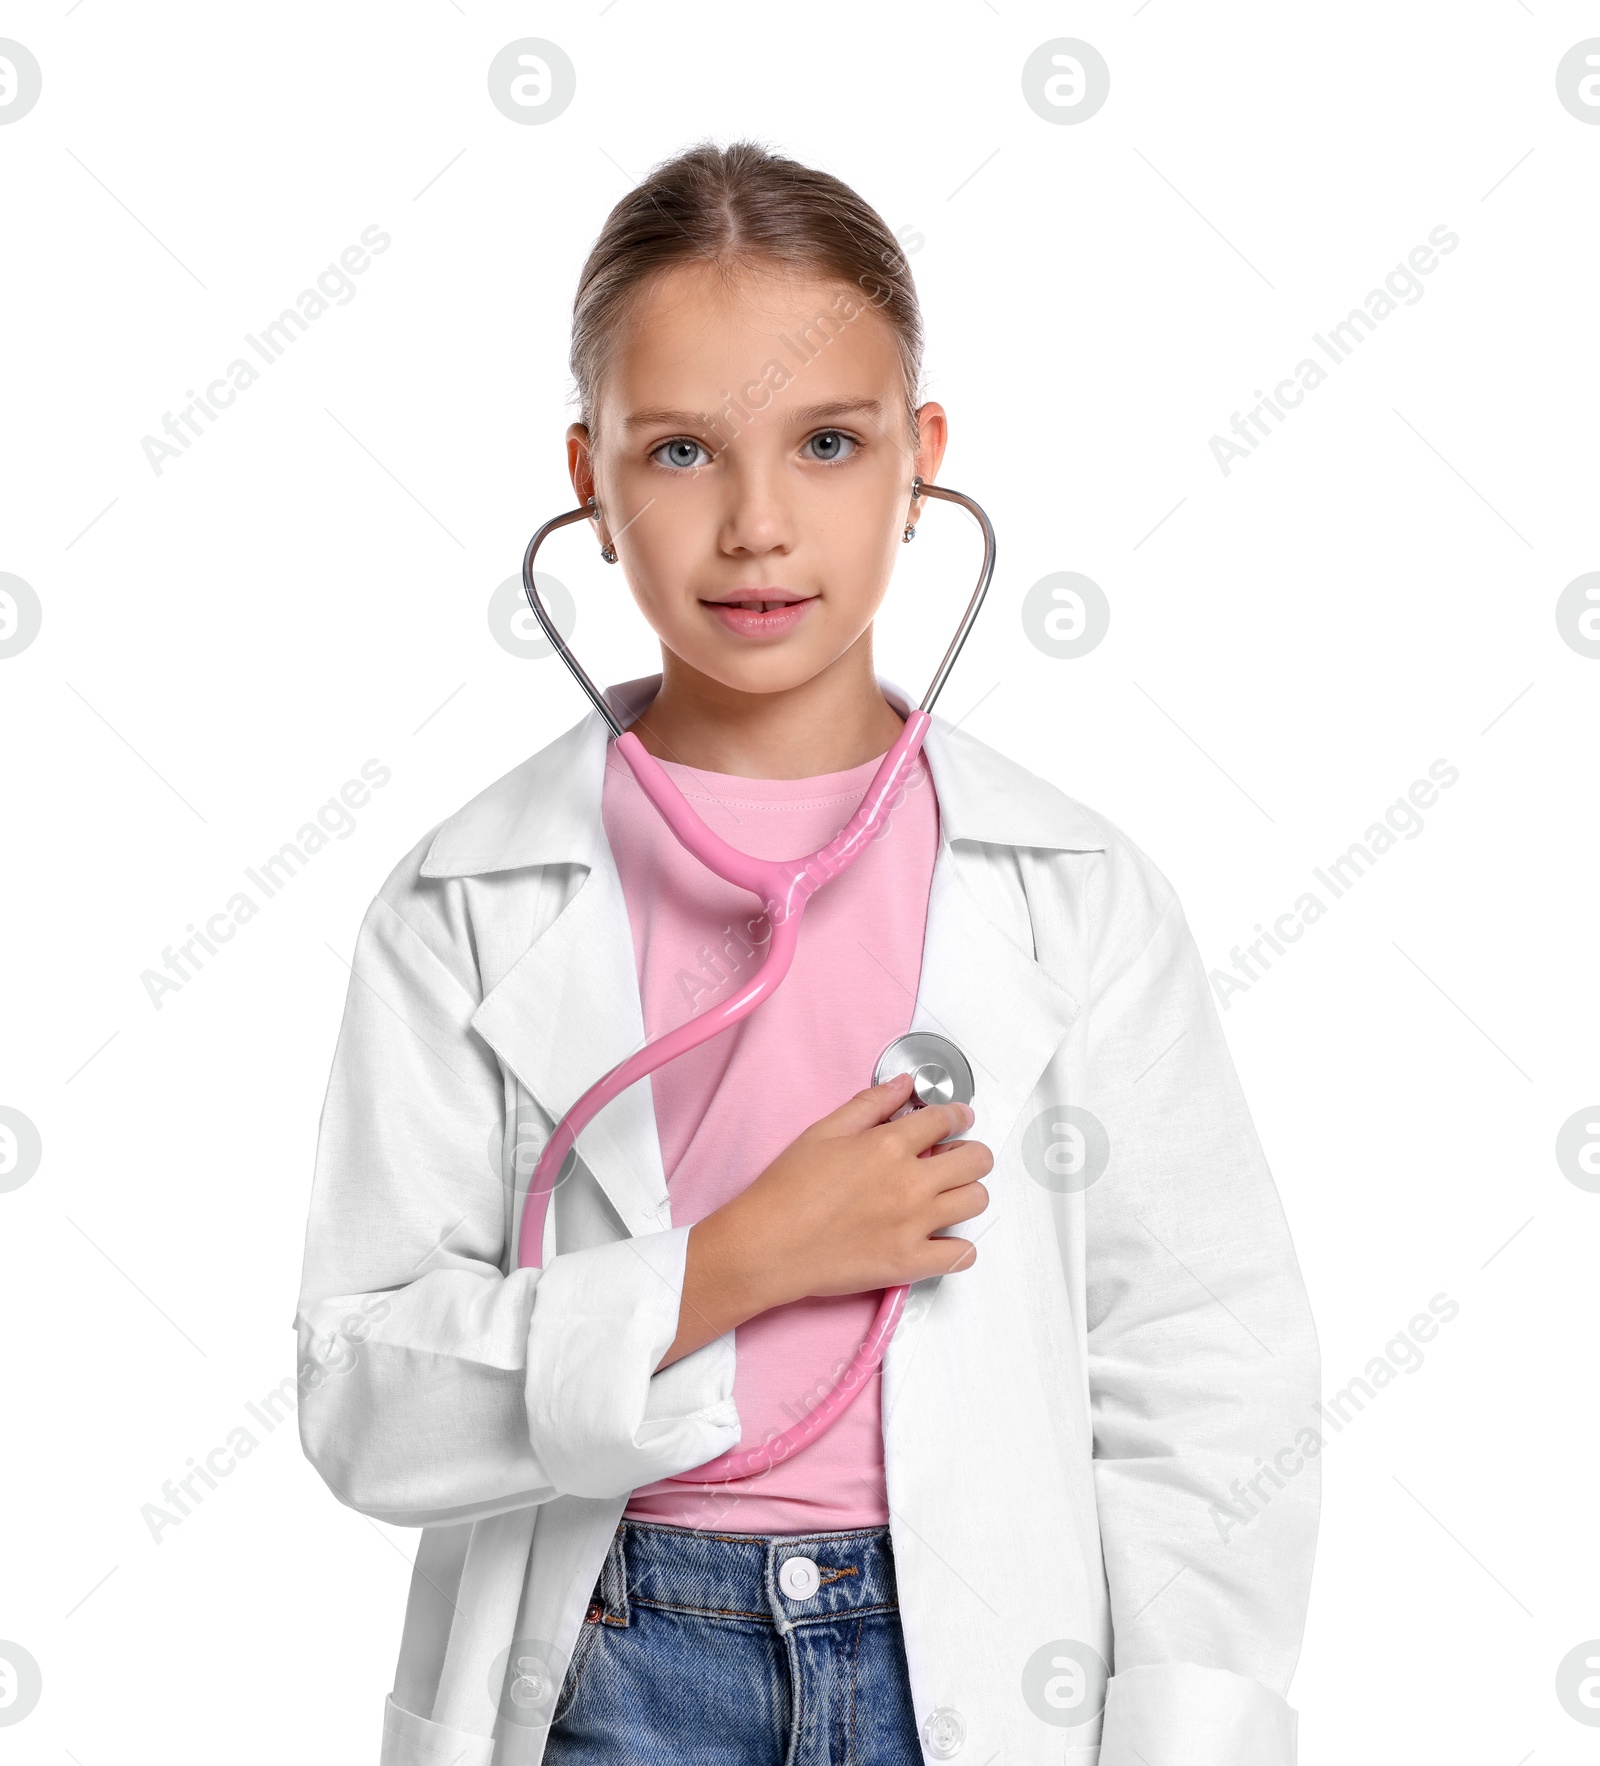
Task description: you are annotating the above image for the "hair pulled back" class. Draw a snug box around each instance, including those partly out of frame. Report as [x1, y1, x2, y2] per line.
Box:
[569, 138, 923, 452]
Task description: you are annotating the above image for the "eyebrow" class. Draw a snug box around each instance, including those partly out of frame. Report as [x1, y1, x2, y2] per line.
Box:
[621, 397, 886, 432]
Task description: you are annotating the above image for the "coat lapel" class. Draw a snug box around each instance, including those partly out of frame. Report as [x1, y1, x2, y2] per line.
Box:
[422, 672, 1109, 1250]
[909, 845, 1085, 1190]
[469, 831, 672, 1243]
[866, 684, 1110, 1164]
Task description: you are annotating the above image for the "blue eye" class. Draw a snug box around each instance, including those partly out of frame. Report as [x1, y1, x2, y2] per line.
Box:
[651, 437, 711, 471]
[806, 429, 857, 464]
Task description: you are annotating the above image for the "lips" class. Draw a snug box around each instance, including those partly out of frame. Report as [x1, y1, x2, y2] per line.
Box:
[700, 592, 814, 610]
[701, 596, 817, 639]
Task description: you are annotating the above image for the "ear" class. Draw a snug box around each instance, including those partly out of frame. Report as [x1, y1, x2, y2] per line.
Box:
[913, 402, 949, 494]
[566, 423, 598, 517]
[910, 403, 949, 529]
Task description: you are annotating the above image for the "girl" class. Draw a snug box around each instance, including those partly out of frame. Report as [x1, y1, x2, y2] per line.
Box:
[296, 140, 1320, 1766]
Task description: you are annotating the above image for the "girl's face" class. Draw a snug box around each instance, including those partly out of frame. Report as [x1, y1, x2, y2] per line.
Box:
[567, 259, 946, 701]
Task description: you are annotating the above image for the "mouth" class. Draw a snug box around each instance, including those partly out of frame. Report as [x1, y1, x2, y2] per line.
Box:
[699, 591, 818, 639]
[706, 589, 812, 611]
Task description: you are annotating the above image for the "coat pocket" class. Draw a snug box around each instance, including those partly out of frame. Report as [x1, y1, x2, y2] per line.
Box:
[380, 1690, 497, 1766]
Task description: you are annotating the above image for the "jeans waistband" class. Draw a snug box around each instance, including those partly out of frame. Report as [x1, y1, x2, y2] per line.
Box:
[596, 1519, 901, 1639]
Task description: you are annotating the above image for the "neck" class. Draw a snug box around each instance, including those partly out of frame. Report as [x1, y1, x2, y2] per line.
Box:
[625, 640, 907, 779]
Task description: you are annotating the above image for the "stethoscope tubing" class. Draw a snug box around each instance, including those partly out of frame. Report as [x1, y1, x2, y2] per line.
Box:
[515, 476, 993, 1485]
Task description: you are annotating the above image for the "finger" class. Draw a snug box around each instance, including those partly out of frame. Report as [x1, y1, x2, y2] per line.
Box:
[809, 1071, 915, 1140]
[913, 1139, 991, 1192]
[926, 1179, 990, 1231]
[890, 1097, 974, 1156]
[909, 1235, 977, 1280]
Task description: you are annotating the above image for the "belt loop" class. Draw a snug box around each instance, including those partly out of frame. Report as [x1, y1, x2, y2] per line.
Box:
[598, 1520, 631, 1626]
[763, 1540, 795, 1638]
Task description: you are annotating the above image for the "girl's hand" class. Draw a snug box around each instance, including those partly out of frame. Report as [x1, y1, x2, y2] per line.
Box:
[715, 1070, 992, 1308]
[657, 1072, 990, 1370]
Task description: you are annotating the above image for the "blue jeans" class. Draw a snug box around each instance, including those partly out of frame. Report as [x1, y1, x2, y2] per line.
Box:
[544, 1518, 923, 1764]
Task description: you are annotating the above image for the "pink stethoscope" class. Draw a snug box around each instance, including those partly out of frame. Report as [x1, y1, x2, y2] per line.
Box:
[515, 474, 993, 1484]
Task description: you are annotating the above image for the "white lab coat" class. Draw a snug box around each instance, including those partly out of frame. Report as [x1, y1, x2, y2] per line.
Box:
[295, 672, 1320, 1766]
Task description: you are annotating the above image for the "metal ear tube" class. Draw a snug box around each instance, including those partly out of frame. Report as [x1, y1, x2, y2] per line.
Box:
[515, 477, 994, 1483]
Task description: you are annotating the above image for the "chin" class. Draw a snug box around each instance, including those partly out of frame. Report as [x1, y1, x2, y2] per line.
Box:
[695, 650, 825, 697]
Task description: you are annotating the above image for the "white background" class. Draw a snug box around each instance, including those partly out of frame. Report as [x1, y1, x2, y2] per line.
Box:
[2, 3, 1597, 1761]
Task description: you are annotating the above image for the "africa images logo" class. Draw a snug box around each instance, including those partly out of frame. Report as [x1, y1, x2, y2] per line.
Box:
[139, 226, 391, 475]
[1208, 226, 1459, 476]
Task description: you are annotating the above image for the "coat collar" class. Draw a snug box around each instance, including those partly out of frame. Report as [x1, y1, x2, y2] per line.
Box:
[433, 672, 1109, 1258]
[420, 673, 1109, 879]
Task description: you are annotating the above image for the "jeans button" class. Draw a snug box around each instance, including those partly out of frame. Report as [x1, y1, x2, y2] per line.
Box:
[921, 1705, 966, 1758]
[778, 1555, 821, 1600]
[584, 1599, 602, 1623]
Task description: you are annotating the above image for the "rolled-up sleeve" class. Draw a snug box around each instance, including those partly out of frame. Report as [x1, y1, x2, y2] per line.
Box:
[294, 859, 737, 1530]
[1082, 848, 1321, 1766]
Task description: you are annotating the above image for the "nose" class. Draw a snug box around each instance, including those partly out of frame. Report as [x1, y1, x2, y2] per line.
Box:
[717, 458, 795, 561]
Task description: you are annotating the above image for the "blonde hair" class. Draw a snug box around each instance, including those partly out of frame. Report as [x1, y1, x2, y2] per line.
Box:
[569, 138, 923, 452]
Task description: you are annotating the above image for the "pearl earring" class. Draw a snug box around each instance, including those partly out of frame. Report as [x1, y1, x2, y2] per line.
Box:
[587, 495, 618, 564]
[903, 472, 924, 542]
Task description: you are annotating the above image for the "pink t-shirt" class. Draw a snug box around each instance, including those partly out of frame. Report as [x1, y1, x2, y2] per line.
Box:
[603, 734, 940, 1534]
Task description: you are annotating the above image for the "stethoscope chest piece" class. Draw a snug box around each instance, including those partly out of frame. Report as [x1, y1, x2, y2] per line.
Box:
[873, 1031, 975, 1121]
